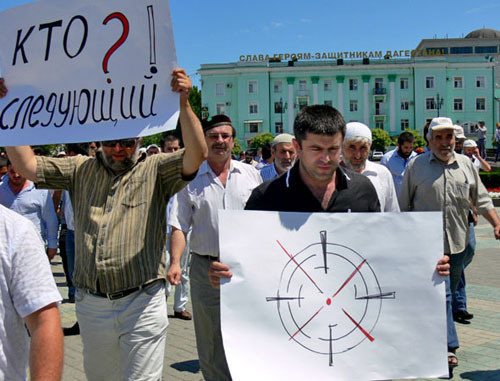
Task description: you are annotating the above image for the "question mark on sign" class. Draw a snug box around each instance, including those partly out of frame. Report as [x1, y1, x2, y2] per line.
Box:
[102, 12, 130, 84]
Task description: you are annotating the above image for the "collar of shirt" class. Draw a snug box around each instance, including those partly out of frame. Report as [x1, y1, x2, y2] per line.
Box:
[3, 179, 35, 196]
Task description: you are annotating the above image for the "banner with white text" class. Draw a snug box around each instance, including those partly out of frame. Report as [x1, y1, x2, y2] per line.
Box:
[0, 0, 178, 145]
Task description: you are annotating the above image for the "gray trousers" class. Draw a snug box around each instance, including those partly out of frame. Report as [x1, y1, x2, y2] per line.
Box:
[190, 253, 232, 381]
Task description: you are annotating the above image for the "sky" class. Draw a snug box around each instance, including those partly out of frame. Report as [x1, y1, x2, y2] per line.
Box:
[1, 0, 500, 87]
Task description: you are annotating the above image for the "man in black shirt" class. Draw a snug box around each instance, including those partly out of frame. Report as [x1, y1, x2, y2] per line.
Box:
[209, 105, 449, 287]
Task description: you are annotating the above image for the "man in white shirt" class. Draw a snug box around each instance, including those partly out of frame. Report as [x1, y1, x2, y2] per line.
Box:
[463, 139, 491, 172]
[0, 204, 62, 380]
[168, 115, 262, 381]
[341, 122, 399, 212]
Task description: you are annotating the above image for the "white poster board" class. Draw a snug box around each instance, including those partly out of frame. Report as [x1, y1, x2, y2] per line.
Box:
[219, 210, 448, 380]
[0, 0, 178, 145]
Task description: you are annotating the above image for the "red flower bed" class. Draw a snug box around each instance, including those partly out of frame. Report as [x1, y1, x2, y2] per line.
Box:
[488, 187, 500, 192]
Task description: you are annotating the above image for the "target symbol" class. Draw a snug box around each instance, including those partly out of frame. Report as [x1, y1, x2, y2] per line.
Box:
[266, 230, 396, 366]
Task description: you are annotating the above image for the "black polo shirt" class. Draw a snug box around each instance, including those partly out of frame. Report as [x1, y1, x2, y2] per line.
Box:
[245, 161, 380, 212]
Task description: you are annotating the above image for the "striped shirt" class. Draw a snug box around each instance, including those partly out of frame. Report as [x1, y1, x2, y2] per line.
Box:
[36, 150, 191, 293]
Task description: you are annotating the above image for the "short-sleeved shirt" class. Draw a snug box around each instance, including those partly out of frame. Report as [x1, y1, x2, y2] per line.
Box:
[245, 162, 380, 213]
[362, 160, 400, 212]
[36, 150, 192, 293]
[168, 160, 262, 257]
[399, 151, 493, 254]
[380, 148, 417, 196]
[0, 205, 61, 380]
[0, 180, 58, 248]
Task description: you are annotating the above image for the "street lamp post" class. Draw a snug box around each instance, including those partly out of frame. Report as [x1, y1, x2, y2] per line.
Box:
[436, 93, 444, 117]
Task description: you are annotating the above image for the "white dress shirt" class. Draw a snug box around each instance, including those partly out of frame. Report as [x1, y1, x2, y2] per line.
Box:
[362, 160, 400, 212]
[168, 160, 262, 256]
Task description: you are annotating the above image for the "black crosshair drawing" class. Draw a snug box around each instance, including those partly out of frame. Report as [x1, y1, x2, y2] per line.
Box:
[266, 230, 396, 366]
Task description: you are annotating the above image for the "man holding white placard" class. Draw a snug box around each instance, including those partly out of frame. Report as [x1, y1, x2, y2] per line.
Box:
[1, 69, 208, 380]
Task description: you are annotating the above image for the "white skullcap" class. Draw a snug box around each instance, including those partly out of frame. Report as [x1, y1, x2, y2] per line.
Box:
[345, 122, 372, 143]
[273, 133, 294, 146]
[463, 139, 477, 148]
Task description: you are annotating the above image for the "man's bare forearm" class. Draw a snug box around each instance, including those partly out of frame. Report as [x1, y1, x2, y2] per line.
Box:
[5, 146, 38, 181]
[25, 304, 63, 381]
[170, 227, 187, 265]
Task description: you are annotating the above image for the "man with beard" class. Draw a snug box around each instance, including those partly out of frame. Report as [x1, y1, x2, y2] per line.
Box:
[167, 114, 262, 381]
[463, 139, 491, 172]
[380, 131, 417, 195]
[454, 125, 466, 153]
[260, 133, 296, 181]
[399, 117, 500, 372]
[2, 68, 208, 380]
[341, 122, 399, 212]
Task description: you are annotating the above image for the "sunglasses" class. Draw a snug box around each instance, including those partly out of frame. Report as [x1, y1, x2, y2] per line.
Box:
[206, 133, 232, 140]
[102, 138, 137, 148]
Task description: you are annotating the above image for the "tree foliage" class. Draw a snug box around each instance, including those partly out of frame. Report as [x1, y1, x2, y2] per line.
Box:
[249, 133, 274, 149]
[370, 129, 392, 152]
[189, 85, 202, 119]
[232, 137, 242, 155]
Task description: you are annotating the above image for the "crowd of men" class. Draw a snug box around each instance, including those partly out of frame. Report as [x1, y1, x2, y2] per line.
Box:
[0, 71, 499, 380]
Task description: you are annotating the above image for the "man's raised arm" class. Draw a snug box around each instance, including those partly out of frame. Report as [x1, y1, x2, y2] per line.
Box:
[171, 68, 208, 176]
[5, 146, 38, 182]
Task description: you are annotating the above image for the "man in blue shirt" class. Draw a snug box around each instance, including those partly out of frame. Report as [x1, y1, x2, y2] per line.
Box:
[380, 131, 417, 196]
[0, 161, 58, 260]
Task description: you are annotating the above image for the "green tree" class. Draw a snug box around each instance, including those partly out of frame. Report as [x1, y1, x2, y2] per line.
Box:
[141, 133, 163, 148]
[189, 85, 202, 119]
[370, 128, 392, 152]
[249, 132, 274, 149]
[232, 137, 242, 156]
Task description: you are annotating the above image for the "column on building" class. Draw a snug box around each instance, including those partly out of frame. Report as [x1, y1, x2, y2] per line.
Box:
[362, 75, 370, 126]
[311, 76, 319, 105]
[388, 74, 397, 133]
[336, 75, 344, 115]
[287, 77, 295, 134]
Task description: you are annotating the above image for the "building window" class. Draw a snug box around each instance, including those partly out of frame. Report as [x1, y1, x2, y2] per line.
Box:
[450, 46, 473, 54]
[215, 83, 225, 96]
[476, 76, 486, 88]
[400, 78, 408, 90]
[475, 46, 498, 54]
[453, 77, 463, 89]
[453, 98, 463, 111]
[298, 97, 308, 110]
[349, 79, 358, 91]
[324, 79, 332, 91]
[349, 100, 358, 112]
[375, 121, 384, 129]
[274, 80, 282, 93]
[476, 98, 486, 111]
[216, 103, 226, 115]
[425, 76, 434, 89]
[249, 101, 258, 114]
[375, 78, 384, 90]
[324, 100, 332, 107]
[401, 119, 409, 131]
[248, 80, 258, 94]
[400, 100, 409, 110]
[274, 101, 283, 114]
[299, 80, 307, 91]
[248, 123, 259, 133]
[426, 97, 436, 110]
[275, 122, 283, 134]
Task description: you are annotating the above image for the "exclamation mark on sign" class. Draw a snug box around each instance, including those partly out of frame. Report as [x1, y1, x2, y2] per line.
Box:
[147, 5, 157, 74]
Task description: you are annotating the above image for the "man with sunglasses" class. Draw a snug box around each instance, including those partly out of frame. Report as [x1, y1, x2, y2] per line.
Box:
[167, 114, 262, 381]
[2, 68, 208, 380]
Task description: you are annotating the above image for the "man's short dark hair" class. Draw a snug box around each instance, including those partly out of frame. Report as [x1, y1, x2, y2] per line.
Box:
[160, 133, 180, 151]
[398, 131, 415, 146]
[66, 143, 89, 156]
[262, 143, 272, 161]
[293, 105, 345, 146]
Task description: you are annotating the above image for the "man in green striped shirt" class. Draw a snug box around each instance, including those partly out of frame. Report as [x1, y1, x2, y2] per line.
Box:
[3, 68, 208, 380]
